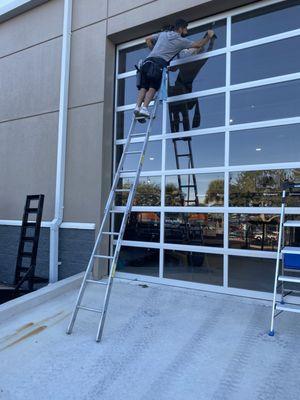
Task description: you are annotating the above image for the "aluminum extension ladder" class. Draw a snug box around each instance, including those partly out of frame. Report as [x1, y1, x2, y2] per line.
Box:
[269, 181, 300, 336]
[67, 89, 163, 342]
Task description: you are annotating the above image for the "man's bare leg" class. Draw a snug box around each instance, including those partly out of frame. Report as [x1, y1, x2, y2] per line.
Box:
[136, 88, 147, 108]
[143, 88, 157, 107]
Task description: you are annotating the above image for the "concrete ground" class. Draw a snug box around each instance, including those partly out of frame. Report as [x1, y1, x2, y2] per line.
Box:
[0, 279, 300, 400]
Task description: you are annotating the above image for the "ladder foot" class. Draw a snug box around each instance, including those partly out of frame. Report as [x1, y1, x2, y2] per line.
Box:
[268, 330, 275, 336]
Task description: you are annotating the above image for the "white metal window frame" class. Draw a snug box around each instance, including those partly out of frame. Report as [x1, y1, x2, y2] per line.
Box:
[113, 0, 300, 299]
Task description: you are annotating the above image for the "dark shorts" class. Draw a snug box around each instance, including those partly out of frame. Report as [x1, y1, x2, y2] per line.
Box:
[139, 57, 168, 91]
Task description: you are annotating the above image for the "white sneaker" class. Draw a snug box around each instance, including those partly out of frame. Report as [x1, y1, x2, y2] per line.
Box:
[139, 106, 150, 119]
[134, 105, 140, 117]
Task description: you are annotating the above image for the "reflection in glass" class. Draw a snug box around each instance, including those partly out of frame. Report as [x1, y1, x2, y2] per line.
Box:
[115, 176, 161, 206]
[229, 169, 300, 207]
[116, 105, 163, 139]
[230, 80, 300, 125]
[165, 173, 224, 207]
[116, 246, 159, 276]
[228, 256, 275, 292]
[117, 141, 162, 172]
[166, 134, 224, 170]
[229, 214, 279, 251]
[168, 93, 225, 133]
[115, 212, 160, 242]
[117, 76, 137, 106]
[187, 20, 227, 50]
[231, 36, 300, 85]
[168, 55, 225, 95]
[165, 213, 223, 247]
[118, 43, 149, 73]
[229, 125, 300, 166]
[164, 250, 223, 285]
[232, 0, 300, 45]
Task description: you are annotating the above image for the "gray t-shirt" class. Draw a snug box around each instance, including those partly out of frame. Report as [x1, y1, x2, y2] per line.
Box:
[147, 31, 194, 63]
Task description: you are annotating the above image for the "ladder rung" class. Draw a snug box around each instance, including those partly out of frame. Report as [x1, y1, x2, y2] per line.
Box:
[103, 232, 120, 236]
[131, 133, 146, 137]
[86, 279, 108, 286]
[284, 221, 300, 228]
[77, 305, 102, 314]
[25, 222, 36, 227]
[26, 208, 38, 213]
[121, 169, 136, 174]
[94, 255, 114, 259]
[180, 185, 195, 188]
[21, 252, 33, 258]
[177, 154, 191, 157]
[276, 303, 300, 314]
[278, 275, 300, 284]
[22, 237, 35, 242]
[115, 189, 131, 193]
[125, 151, 142, 155]
[110, 210, 125, 213]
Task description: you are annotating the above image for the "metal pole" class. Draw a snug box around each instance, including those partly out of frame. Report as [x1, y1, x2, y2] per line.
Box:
[49, 0, 73, 283]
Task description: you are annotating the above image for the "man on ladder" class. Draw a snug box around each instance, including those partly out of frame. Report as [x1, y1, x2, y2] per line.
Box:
[134, 18, 215, 119]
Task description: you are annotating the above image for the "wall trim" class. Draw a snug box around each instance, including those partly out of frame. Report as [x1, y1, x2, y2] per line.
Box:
[0, 220, 95, 230]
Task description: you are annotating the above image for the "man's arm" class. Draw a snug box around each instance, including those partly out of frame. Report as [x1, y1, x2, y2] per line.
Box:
[145, 33, 159, 50]
[190, 30, 215, 49]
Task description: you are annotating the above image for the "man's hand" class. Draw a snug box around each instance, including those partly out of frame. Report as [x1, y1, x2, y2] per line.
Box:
[207, 30, 215, 39]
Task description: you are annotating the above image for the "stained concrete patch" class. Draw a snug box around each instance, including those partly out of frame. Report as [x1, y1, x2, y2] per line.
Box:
[0, 280, 300, 400]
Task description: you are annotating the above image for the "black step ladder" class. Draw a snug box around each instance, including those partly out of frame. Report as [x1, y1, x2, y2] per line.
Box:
[172, 137, 199, 207]
[269, 182, 300, 335]
[14, 194, 47, 293]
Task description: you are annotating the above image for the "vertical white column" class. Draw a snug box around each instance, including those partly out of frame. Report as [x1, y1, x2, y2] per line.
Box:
[49, 0, 73, 283]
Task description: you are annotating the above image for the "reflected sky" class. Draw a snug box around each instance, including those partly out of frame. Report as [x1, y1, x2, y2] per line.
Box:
[231, 36, 300, 85]
[166, 134, 224, 169]
[230, 80, 300, 125]
[232, 0, 300, 44]
[230, 124, 300, 166]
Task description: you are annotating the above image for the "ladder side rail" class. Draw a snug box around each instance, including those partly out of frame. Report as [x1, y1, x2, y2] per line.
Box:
[187, 138, 200, 207]
[96, 97, 160, 341]
[269, 189, 286, 335]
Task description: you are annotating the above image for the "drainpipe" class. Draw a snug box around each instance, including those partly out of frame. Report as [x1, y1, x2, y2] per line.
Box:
[49, 0, 73, 283]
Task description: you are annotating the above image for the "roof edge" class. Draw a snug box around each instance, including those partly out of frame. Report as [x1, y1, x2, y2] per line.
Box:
[0, 0, 49, 23]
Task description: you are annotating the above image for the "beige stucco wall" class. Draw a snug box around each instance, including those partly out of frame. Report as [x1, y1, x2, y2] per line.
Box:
[0, 0, 259, 223]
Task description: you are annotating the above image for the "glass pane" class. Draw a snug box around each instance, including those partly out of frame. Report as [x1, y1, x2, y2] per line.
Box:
[229, 169, 300, 207]
[115, 176, 161, 206]
[230, 80, 300, 125]
[166, 134, 224, 170]
[115, 212, 160, 242]
[165, 173, 224, 207]
[168, 55, 225, 95]
[165, 213, 223, 247]
[229, 214, 300, 253]
[116, 141, 162, 172]
[229, 213, 279, 251]
[164, 250, 223, 285]
[117, 76, 137, 106]
[229, 125, 300, 165]
[187, 19, 226, 51]
[117, 246, 159, 276]
[231, 36, 300, 85]
[228, 256, 275, 292]
[118, 43, 149, 73]
[167, 93, 225, 132]
[116, 104, 163, 139]
[232, 0, 300, 45]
